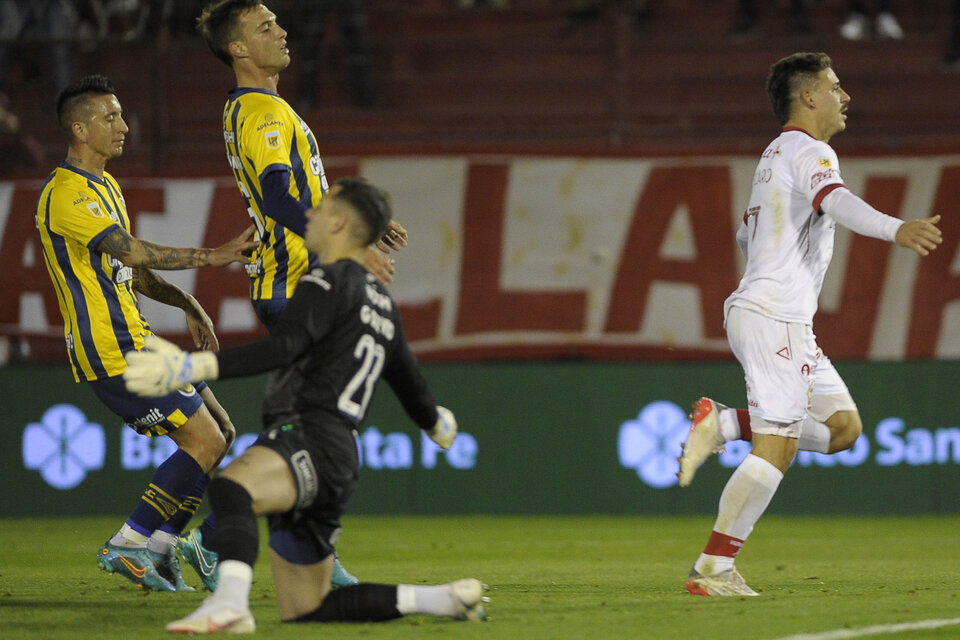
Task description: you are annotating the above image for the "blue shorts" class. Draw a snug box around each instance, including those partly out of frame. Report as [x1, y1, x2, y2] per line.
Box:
[88, 376, 208, 437]
[252, 298, 288, 333]
[257, 420, 359, 565]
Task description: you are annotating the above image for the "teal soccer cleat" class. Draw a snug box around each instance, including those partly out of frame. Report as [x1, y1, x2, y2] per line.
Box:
[331, 553, 360, 588]
[157, 550, 195, 591]
[177, 529, 219, 591]
[97, 541, 176, 591]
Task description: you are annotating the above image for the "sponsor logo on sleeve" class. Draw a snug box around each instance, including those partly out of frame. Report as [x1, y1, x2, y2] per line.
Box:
[810, 168, 838, 190]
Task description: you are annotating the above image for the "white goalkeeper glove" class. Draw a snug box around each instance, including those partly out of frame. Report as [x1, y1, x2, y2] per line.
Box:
[123, 335, 219, 397]
[427, 406, 458, 450]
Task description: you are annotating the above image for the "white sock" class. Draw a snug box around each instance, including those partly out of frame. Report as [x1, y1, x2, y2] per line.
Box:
[694, 454, 783, 576]
[695, 553, 735, 575]
[111, 524, 148, 547]
[396, 584, 456, 617]
[798, 415, 831, 453]
[146, 530, 178, 555]
[213, 560, 254, 610]
[717, 407, 741, 442]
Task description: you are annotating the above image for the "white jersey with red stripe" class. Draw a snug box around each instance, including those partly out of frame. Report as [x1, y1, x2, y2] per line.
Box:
[724, 127, 847, 326]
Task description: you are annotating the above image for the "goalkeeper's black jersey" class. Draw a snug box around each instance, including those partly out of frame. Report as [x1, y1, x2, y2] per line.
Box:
[217, 259, 438, 433]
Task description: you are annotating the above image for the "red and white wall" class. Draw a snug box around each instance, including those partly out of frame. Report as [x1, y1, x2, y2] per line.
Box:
[3, 154, 960, 362]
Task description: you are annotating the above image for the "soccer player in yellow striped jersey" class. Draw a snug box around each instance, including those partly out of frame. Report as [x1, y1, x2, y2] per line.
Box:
[200, 0, 407, 331]
[36, 74, 258, 592]
[222, 86, 325, 325]
[197, 0, 409, 588]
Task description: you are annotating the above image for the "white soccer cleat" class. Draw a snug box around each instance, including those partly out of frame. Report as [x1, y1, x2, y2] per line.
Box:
[686, 567, 758, 597]
[166, 596, 255, 634]
[448, 578, 489, 621]
[677, 397, 727, 488]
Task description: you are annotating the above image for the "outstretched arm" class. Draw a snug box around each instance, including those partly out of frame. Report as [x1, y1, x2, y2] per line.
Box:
[132, 268, 220, 350]
[96, 225, 257, 269]
[820, 189, 943, 256]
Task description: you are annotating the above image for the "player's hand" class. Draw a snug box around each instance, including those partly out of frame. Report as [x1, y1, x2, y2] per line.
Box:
[183, 295, 219, 351]
[208, 225, 259, 267]
[123, 335, 219, 397]
[363, 246, 396, 284]
[428, 406, 458, 450]
[895, 215, 942, 256]
[376, 219, 408, 253]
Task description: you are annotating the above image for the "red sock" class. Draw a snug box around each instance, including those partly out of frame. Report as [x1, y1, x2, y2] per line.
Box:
[737, 409, 752, 442]
[703, 530, 744, 558]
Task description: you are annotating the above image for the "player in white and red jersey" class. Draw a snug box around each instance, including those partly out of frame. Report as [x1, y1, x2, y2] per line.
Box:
[678, 52, 943, 597]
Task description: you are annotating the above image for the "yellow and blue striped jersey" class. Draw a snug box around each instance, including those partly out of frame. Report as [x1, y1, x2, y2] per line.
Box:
[36, 163, 152, 382]
[222, 87, 328, 302]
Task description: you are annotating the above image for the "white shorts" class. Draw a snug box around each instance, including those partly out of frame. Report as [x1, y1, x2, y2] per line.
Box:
[725, 306, 857, 437]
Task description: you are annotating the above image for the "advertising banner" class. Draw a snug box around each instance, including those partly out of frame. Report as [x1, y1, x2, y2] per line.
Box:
[4, 360, 958, 517]
[3, 154, 960, 362]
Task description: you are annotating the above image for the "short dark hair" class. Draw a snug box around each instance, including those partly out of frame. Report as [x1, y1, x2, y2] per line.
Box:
[55, 74, 117, 137]
[196, 0, 261, 67]
[766, 52, 832, 126]
[334, 178, 392, 246]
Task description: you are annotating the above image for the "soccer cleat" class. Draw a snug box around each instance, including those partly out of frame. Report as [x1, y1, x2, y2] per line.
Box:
[677, 397, 727, 488]
[178, 529, 219, 591]
[97, 541, 177, 592]
[157, 550, 195, 591]
[330, 553, 359, 588]
[686, 567, 758, 597]
[166, 596, 255, 634]
[448, 578, 490, 621]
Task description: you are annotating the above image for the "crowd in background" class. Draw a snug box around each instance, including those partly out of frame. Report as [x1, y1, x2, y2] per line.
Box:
[2, 0, 959, 176]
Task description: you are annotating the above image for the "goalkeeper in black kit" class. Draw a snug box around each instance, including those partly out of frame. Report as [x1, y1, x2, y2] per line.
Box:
[124, 178, 488, 634]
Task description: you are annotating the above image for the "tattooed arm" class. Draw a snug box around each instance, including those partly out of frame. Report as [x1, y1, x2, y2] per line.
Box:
[132, 267, 220, 351]
[95, 225, 257, 269]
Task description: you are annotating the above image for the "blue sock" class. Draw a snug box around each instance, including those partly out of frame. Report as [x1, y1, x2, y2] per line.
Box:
[125, 449, 205, 537]
[159, 474, 210, 537]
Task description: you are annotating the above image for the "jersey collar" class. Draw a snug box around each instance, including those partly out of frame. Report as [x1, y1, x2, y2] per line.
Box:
[58, 161, 106, 185]
[782, 126, 816, 140]
[228, 86, 280, 98]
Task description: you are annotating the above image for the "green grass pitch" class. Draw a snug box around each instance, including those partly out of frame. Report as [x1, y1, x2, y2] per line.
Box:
[1, 515, 958, 639]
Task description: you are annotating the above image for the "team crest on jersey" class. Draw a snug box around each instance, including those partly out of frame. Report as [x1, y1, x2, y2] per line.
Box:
[818, 157, 832, 168]
[264, 130, 281, 149]
[86, 202, 104, 218]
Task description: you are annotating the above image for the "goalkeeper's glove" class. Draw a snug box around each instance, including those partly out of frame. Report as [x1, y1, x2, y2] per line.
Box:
[123, 335, 219, 397]
[427, 406, 458, 450]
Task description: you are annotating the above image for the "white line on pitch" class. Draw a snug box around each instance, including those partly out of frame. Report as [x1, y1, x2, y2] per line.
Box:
[767, 617, 960, 640]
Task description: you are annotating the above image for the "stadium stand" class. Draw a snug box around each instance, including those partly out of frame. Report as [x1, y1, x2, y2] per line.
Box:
[2, 0, 959, 177]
